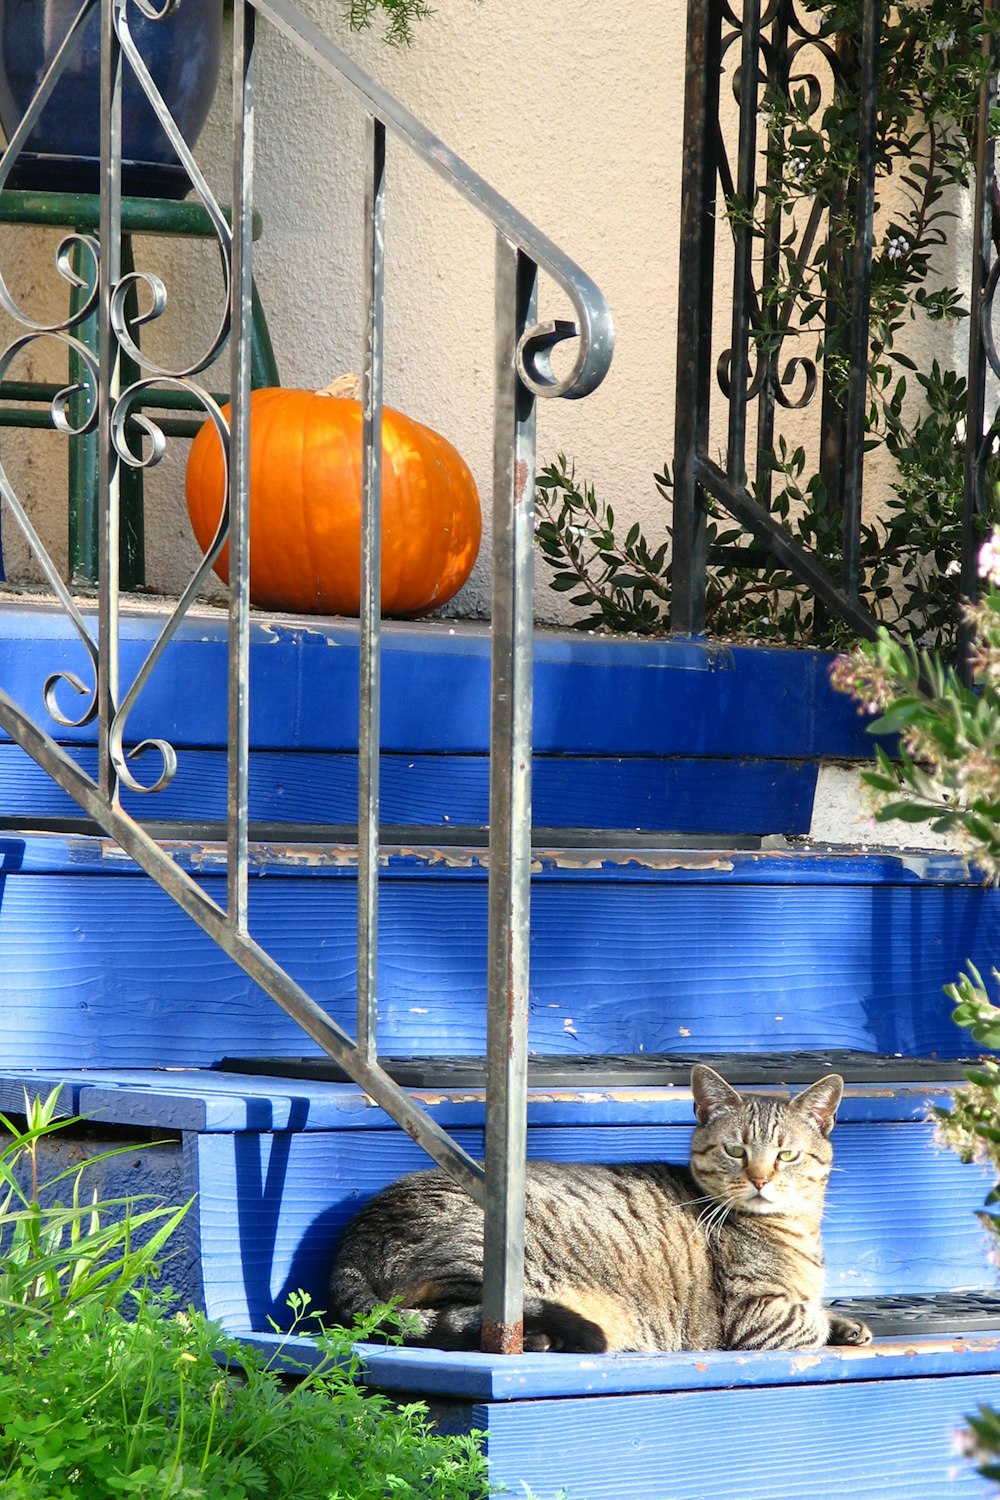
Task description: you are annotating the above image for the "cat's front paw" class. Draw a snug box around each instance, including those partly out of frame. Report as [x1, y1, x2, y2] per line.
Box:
[827, 1314, 872, 1346]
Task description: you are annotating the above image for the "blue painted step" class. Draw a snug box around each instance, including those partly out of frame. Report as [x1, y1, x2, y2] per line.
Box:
[0, 831, 993, 1068]
[0, 604, 873, 836]
[2, 1066, 997, 1498]
[2, 604, 994, 1494]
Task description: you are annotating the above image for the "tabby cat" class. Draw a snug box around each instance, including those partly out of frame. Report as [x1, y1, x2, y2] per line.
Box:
[328, 1064, 872, 1353]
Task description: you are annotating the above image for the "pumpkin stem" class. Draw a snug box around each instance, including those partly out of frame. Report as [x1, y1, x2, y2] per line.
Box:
[316, 374, 362, 401]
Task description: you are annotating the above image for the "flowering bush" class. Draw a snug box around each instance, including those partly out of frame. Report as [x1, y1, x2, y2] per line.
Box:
[829, 569, 1000, 878]
[832, 529, 1000, 1479]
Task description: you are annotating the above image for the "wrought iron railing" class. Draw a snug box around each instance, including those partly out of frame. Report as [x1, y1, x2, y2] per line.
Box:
[0, 0, 613, 1354]
[671, 0, 997, 657]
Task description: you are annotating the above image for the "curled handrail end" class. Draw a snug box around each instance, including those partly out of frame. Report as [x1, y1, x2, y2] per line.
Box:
[516, 303, 615, 401]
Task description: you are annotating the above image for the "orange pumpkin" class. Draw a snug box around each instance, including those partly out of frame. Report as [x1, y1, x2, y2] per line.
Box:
[185, 378, 481, 616]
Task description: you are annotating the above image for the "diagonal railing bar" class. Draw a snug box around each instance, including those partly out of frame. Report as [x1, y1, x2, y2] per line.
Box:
[0, 0, 614, 1361]
[696, 455, 879, 640]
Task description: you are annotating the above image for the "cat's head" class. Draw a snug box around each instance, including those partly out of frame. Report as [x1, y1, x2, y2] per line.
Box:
[688, 1065, 842, 1219]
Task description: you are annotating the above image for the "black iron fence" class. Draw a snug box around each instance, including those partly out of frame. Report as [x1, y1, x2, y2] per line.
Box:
[671, 0, 998, 657]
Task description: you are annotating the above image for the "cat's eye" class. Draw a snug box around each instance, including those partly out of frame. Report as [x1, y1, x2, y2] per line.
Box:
[776, 1149, 801, 1163]
[722, 1143, 747, 1159]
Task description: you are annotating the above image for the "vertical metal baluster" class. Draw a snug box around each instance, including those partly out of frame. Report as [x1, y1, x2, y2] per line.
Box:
[357, 115, 386, 1063]
[754, 0, 789, 508]
[840, 0, 880, 598]
[481, 236, 535, 1356]
[726, 0, 761, 489]
[98, 0, 123, 803]
[228, 1, 256, 932]
[672, 0, 723, 634]
[962, 0, 996, 681]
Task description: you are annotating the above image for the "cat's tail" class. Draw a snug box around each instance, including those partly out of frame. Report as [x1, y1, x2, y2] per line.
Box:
[330, 1254, 606, 1353]
[328, 1256, 400, 1335]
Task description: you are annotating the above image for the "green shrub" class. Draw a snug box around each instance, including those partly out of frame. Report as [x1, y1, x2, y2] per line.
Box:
[0, 1091, 490, 1499]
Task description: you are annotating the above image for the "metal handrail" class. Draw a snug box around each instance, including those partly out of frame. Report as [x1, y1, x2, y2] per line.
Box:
[0, 0, 614, 1354]
[255, 0, 614, 403]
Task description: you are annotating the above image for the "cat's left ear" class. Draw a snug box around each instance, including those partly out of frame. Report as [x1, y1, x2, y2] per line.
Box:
[791, 1074, 844, 1138]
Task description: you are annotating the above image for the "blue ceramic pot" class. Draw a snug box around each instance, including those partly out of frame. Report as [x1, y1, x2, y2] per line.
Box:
[0, 0, 224, 197]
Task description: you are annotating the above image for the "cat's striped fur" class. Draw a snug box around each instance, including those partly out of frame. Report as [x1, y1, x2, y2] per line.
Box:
[328, 1065, 872, 1353]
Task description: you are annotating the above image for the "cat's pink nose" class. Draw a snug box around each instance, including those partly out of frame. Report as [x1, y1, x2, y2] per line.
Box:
[749, 1175, 770, 1191]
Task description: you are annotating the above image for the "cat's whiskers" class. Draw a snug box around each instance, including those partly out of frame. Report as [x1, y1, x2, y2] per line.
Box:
[681, 1192, 725, 1210]
[707, 1200, 736, 1248]
[690, 1200, 722, 1243]
[692, 1195, 735, 1248]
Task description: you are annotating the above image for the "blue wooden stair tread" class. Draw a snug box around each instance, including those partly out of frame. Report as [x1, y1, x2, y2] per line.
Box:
[239, 1326, 1000, 1399]
[0, 1063, 969, 1131]
[237, 1298, 1000, 1387]
[218, 1050, 983, 1088]
[829, 1292, 1000, 1337]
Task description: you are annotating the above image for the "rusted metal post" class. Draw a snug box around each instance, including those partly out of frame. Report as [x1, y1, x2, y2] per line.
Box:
[481, 234, 536, 1355]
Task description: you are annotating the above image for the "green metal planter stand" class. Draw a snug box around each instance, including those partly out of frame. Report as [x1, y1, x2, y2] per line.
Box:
[0, 187, 278, 588]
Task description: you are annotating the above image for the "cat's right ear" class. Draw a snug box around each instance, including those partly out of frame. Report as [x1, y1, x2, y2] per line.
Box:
[691, 1065, 743, 1125]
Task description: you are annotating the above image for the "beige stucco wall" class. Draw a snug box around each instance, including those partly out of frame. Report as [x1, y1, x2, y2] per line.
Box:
[0, 0, 684, 620]
[228, 0, 687, 624]
[0, 0, 969, 625]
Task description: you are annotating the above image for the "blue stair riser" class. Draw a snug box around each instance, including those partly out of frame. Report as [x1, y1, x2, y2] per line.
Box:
[0, 743, 819, 836]
[1, 835, 995, 1068]
[469, 1375, 1000, 1500]
[190, 1120, 993, 1335]
[0, 610, 877, 839]
[0, 610, 872, 758]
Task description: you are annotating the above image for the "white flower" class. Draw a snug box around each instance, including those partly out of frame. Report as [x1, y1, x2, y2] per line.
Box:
[886, 234, 911, 263]
[944, 559, 961, 577]
[978, 528, 1000, 587]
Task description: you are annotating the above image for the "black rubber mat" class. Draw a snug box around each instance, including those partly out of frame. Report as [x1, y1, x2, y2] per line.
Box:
[829, 1292, 1000, 1338]
[218, 1050, 978, 1088]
